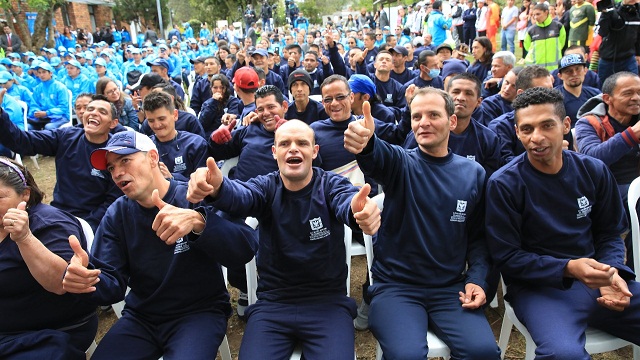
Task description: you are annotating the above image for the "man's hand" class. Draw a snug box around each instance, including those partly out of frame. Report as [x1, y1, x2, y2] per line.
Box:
[158, 161, 173, 179]
[459, 283, 487, 309]
[62, 235, 101, 294]
[273, 115, 287, 130]
[350, 183, 381, 235]
[356, 48, 368, 65]
[187, 157, 223, 203]
[34, 111, 47, 118]
[404, 84, 416, 105]
[288, 56, 296, 68]
[344, 101, 375, 154]
[242, 111, 259, 126]
[211, 119, 237, 145]
[221, 113, 237, 126]
[598, 272, 633, 311]
[484, 77, 501, 88]
[151, 189, 202, 244]
[562, 140, 569, 151]
[321, 55, 330, 65]
[325, 32, 335, 48]
[565, 258, 616, 289]
[4, 201, 31, 243]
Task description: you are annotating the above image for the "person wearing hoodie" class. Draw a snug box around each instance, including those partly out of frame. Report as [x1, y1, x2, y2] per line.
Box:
[575, 71, 640, 270]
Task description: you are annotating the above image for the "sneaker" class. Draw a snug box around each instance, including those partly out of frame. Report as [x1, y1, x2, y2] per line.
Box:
[237, 291, 249, 319]
[354, 300, 370, 331]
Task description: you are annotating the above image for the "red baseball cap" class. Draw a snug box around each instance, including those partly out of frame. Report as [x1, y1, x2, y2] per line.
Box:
[234, 67, 259, 90]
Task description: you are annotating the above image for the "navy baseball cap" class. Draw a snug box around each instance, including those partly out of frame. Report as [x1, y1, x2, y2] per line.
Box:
[147, 58, 170, 69]
[558, 54, 588, 72]
[91, 131, 157, 170]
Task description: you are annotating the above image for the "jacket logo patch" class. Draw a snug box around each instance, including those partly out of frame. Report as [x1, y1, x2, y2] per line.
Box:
[576, 196, 592, 219]
[451, 200, 468, 222]
[309, 217, 330, 241]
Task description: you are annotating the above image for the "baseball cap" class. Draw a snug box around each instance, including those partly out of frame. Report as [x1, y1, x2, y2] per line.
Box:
[65, 60, 82, 69]
[558, 54, 588, 72]
[7, 53, 20, 59]
[436, 43, 453, 54]
[158, 44, 168, 50]
[90, 131, 157, 171]
[130, 72, 165, 91]
[0, 71, 14, 84]
[33, 61, 53, 72]
[234, 67, 259, 90]
[0, 58, 13, 66]
[94, 58, 107, 67]
[190, 55, 209, 64]
[288, 68, 313, 91]
[441, 59, 468, 80]
[130, 48, 141, 54]
[348, 74, 376, 98]
[383, 26, 390, 31]
[49, 57, 61, 67]
[251, 48, 269, 58]
[147, 58, 170, 69]
[389, 45, 409, 57]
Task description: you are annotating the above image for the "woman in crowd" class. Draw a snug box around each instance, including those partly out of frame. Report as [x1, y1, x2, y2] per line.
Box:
[198, 74, 241, 138]
[0, 157, 97, 359]
[468, 36, 494, 81]
[96, 77, 137, 130]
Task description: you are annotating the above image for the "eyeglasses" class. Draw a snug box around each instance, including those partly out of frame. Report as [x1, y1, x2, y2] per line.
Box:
[323, 93, 350, 104]
[106, 88, 119, 96]
[376, 34, 382, 36]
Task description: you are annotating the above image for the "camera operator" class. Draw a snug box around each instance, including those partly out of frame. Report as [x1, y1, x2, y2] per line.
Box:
[597, 0, 640, 88]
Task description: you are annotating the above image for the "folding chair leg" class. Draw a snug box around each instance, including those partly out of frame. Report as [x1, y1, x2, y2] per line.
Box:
[497, 316, 513, 359]
[30, 155, 40, 170]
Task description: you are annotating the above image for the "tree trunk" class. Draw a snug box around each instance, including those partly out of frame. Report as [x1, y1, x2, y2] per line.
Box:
[31, 8, 53, 50]
[6, 9, 33, 50]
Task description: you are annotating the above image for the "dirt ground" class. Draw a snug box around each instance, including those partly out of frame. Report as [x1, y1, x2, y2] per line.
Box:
[27, 156, 633, 360]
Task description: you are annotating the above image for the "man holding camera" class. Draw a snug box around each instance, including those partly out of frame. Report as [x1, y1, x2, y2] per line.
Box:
[597, 0, 640, 88]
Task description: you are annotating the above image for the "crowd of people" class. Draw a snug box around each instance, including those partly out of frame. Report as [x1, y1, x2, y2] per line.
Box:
[1, 0, 640, 358]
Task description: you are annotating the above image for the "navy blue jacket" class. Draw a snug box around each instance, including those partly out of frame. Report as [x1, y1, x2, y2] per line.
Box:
[486, 151, 633, 295]
[199, 96, 243, 138]
[87, 180, 257, 322]
[285, 99, 328, 125]
[479, 93, 513, 127]
[0, 110, 122, 231]
[190, 76, 212, 115]
[211, 168, 358, 302]
[152, 131, 208, 182]
[489, 110, 525, 165]
[356, 136, 490, 289]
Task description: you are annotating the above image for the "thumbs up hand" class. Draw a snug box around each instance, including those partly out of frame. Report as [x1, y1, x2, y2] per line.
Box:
[350, 184, 381, 235]
[62, 235, 101, 294]
[4, 201, 31, 243]
[187, 157, 224, 203]
[274, 115, 287, 130]
[211, 119, 237, 144]
[344, 100, 376, 154]
[152, 189, 204, 244]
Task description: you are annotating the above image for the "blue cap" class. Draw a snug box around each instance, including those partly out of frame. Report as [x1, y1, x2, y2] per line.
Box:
[75, 44, 82, 48]
[36, 56, 47, 62]
[130, 48, 141, 54]
[383, 26, 390, 30]
[94, 58, 107, 67]
[558, 54, 588, 72]
[0, 58, 13, 66]
[57, 46, 66, 52]
[75, 52, 86, 59]
[441, 59, 468, 79]
[112, 42, 120, 47]
[33, 61, 53, 72]
[348, 74, 376, 98]
[0, 71, 14, 83]
[7, 53, 20, 59]
[65, 60, 81, 68]
[147, 58, 169, 69]
[67, 47, 76, 54]
[159, 44, 168, 50]
[49, 57, 61, 66]
[84, 51, 94, 60]
[251, 48, 269, 58]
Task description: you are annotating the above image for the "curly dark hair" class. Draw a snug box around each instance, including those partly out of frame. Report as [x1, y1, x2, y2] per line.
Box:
[513, 87, 566, 125]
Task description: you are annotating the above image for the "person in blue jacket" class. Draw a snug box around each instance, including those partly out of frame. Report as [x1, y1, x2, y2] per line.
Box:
[199, 74, 242, 138]
[183, 23, 194, 40]
[0, 70, 34, 111]
[62, 130, 257, 359]
[187, 119, 381, 360]
[0, 92, 124, 231]
[0, 158, 97, 360]
[344, 88, 501, 359]
[427, 1, 453, 47]
[27, 62, 70, 130]
[143, 91, 207, 182]
[486, 87, 640, 359]
[63, 60, 95, 105]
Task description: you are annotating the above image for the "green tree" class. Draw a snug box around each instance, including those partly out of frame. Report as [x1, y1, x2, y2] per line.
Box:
[113, 0, 170, 35]
[0, 0, 66, 50]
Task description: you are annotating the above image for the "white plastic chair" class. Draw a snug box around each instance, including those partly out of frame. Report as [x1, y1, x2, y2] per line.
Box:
[363, 194, 451, 360]
[76, 216, 98, 358]
[220, 156, 239, 177]
[495, 179, 640, 360]
[15, 100, 40, 169]
[60, 90, 74, 129]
